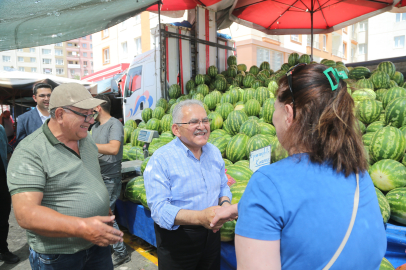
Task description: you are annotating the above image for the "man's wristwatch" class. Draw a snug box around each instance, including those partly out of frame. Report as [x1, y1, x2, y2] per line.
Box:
[219, 200, 231, 206]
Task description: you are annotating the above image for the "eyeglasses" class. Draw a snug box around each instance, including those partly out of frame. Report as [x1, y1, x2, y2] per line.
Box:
[38, 94, 51, 98]
[286, 63, 307, 119]
[63, 107, 98, 123]
[176, 118, 212, 127]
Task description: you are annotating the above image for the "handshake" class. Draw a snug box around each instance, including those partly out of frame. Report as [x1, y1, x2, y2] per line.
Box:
[200, 204, 239, 232]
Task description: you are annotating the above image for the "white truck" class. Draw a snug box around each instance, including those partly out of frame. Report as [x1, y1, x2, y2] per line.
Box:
[121, 5, 236, 124]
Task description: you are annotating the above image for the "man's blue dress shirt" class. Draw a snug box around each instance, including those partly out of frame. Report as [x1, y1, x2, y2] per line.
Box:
[144, 137, 232, 230]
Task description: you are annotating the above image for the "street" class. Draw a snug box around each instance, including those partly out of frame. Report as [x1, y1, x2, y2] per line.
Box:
[0, 206, 158, 270]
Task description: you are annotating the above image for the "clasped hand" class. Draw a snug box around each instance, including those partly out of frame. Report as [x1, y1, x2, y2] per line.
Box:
[201, 204, 238, 232]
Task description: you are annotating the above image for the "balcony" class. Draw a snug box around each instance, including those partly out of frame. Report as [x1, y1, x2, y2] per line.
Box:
[269, 35, 280, 41]
[332, 49, 345, 58]
[68, 64, 81, 69]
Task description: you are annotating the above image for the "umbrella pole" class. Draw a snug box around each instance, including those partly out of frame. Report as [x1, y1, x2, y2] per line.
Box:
[311, 0, 314, 62]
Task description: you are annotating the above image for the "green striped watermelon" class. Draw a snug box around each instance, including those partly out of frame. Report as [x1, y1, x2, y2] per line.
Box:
[131, 129, 143, 147]
[220, 92, 236, 105]
[259, 61, 271, 71]
[356, 99, 382, 125]
[214, 79, 227, 92]
[249, 65, 260, 76]
[251, 80, 262, 89]
[392, 71, 404, 86]
[389, 80, 398, 88]
[369, 126, 406, 162]
[226, 165, 253, 181]
[280, 63, 290, 71]
[208, 112, 223, 131]
[125, 119, 137, 129]
[375, 89, 388, 101]
[237, 64, 247, 72]
[192, 93, 204, 102]
[385, 97, 406, 128]
[254, 87, 271, 106]
[204, 75, 212, 85]
[152, 107, 165, 120]
[369, 159, 406, 191]
[244, 99, 261, 117]
[142, 108, 153, 123]
[168, 84, 181, 99]
[239, 120, 260, 137]
[196, 84, 209, 96]
[348, 66, 371, 80]
[211, 90, 222, 104]
[159, 114, 172, 133]
[379, 257, 395, 270]
[375, 187, 391, 224]
[227, 55, 237, 66]
[226, 111, 248, 135]
[127, 146, 144, 161]
[335, 65, 349, 76]
[124, 126, 134, 143]
[243, 88, 256, 103]
[378, 61, 396, 78]
[204, 94, 217, 110]
[229, 88, 242, 103]
[268, 81, 279, 96]
[362, 132, 375, 147]
[234, 160, 250, 167]
[235, 74, 244, 86]
[210, 136, 228, 157]
[220, 220, 236, 242]
[227, 67, 238, 78]
[246, 134, 272, 158]
[207, 65, 218, 77]
[169, 102, 179, 115]
[223, 158, 233, 167]
[366, 121, 385, 133]
[138, 122, 146, 129]
[371, 71, 391, 89]
[248, 116, 259, 122]
[186, 80, 196, 92]
[262, 98, 276, 124]
[288, 53, 299, 66]
[195, 74, 205, 85]
[243, 74, 255, 88]
[230, 182, 247, 204]
[351, 89, 376, 102]
[259, 122, 276, 136]
[141, 157, 150, 175]
[323, 60, 336, 68]
[256, 73, 268, 82]
[226, 134, 250, 162]
[146, 118, 160, 132]
[298, 54, 311, 64]
[125, 176, 149, 209]
[156, 98, 168, 112]
[382, 87, 406, 109]
[217, 103, 235, 120]
[355, 77, 374, 90]
[270, 136, 288, 163]
[386, 187, 406, 225]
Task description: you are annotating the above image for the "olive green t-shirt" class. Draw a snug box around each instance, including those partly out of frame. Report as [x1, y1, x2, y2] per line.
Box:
[7, 120, 110, 254]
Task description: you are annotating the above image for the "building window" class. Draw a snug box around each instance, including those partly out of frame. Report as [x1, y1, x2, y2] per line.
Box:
[42, 49, 51, 55]
[83, 52, 87, 57]
[2, 56, 11, 62]
[3, 66, 12, 71]
[121, 41, 128, 55]
[359, 21, 367, 32]
[135, 37, 142, 55]
[359, 43, 367, 54]
[17, 49, 23, 52]
[43, 58, 52, 64]
[83, 61, 88, 67]
[91, 53, 93, 57]
[395, 36, 405, 48]
[150, 34, 156, 49]
[55, 49, 63, 56]
[257, 47, 270, 66]
[82, 43, 87, 48]
[323, 35, 327, 50]
[342, 42, 347, 58]
[18, 57, 24, 62]
[43, 68, 52, 74]
[56, 59, 63, 65]
[82, 36, 86, 39]
[84, 70, 89, 76]
[396, 13, 406, 22]
[31, 67, 37, 72]
[68, 61, 73, 64]
[90, 44, 92, 49]
[291, 35, 299, 42]
[102, 29, 109, 39]
[30, 57, 36, 62]
[103, 47, 110, 64]
[18, 67, 25, 72]
[120, 21, 127, 30]
[55, 42, 63, 47]
[134, 14, 141, 25]
[56, 68, 64, 75]
[68, 43, 73, 47]
[91, 61, 93, 66]
[90, 35, 92, 40]
[30, 48, 35, 53]
[71, 70, 75, 75]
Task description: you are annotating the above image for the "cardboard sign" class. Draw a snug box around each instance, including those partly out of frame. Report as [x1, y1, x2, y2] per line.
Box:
[249, 145, 271, 172]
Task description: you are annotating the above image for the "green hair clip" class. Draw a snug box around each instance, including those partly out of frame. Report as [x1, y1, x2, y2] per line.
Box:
[323, 67, 348, 91]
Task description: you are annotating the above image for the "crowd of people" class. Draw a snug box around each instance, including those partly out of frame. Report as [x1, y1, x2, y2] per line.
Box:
[1, 63, 387, 270]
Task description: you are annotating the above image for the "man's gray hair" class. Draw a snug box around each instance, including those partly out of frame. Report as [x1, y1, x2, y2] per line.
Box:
[172, 100, 205, 125]
[50, 108, 57, 119]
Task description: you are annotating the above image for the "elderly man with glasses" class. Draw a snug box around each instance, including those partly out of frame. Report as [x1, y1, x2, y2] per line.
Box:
[144, 99, 232, 270]
[7, 83, 123, 270]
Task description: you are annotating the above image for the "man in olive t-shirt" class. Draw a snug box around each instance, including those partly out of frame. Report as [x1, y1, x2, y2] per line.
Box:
[92, 95, 129, 266]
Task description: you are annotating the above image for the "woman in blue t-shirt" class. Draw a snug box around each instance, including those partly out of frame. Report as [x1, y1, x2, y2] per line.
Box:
[211, 64, 387, 270]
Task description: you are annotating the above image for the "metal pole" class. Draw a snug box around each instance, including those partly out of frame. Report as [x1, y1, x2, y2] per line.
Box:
[158, 1, 166, 99]
[311, 0, 314, 62]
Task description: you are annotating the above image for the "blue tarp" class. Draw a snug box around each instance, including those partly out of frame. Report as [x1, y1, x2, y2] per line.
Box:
[116, 200, 405, 269]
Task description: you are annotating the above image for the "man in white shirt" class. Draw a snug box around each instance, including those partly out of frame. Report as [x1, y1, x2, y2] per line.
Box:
[16, 83, 52, 144]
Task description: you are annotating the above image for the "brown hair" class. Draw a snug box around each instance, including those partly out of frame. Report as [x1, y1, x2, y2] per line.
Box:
[276, 64, 367, 177]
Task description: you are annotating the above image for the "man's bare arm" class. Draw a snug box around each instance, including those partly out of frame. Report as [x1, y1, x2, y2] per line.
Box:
[95, 140, 121, 155]
[174, 206, 222, 230]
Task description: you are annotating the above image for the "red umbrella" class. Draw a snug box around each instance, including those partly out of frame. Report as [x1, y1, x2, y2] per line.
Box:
[395, 0, 406, 7]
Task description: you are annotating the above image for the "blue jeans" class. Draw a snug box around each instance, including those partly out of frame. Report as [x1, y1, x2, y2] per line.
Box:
[104, 176, 127, 257]
[29, 245, 113, 270]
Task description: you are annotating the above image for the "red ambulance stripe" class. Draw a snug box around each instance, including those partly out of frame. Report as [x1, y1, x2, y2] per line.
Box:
[166, 26, 169, 83]
[179, 29, 184, 94]
[205, 9, 209, 72]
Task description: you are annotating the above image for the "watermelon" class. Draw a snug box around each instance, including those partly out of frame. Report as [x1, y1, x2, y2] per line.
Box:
[249, 65, 260, 76]
[385, 97, 406, 128]
[259, 122, 276, 136]
[335, 65, 349, 76]
[186, 80, 196, 92]
[227, 55, 237, 66]
[160, 131, 174, 138]
[239, 120, 260, 137]
[203, 94, 217, 110]
[356, 119, 366, 134]
[256, 73, 268, 83]
[195, 74, 205, 85]
[288, 53, 299, 66]
[382, 87, 406, 109]
[389, 80, 398, 88]
[262, 98, 276, 124]
[379, 257, 395, 270]
[375, 188, 391, 224]
[214, 79, 227, 92]
[223, 158, 233, 167]
[323, 60, 336, 68]
[226, 134, 250, 162]
[124, 126, 134, 143]
[146, 118, 160, 132]
[227, 67, 238, 78]
[234, 160, 250, 167]
[366, 121, 385, 133]
[371, 71, 391, 89]
[355, 77, 374, 90]
[168, 84, 181, 99]
[270, 136, 288, 163]
[229, 88, 242, 102]
[369, 159, 406, 192]
[142, 108, 153, 123]
[248, 116, 259, 122]
[217, 103, 235, 120]
[127, 146, 144, 161]
[220, 220, 236, 242]
[230, 183, 247, 204]
[226, 165, 253, 181]
[210, 136, 229, 157]
[280, 63, 290, 71]
[298, 54, 311, 64]
[237, 64, 247, 72]
[242, 88, 256, 103]
[356, 99, 382, 125]
[196, 84, 209, 96]
[251, 80, 262, 89]
[152, 107, 165, 120]
[207, 65, 218, 77]
[268, 81, 278, 95]
[369, 126, 406, 162]
[259, 61, 271, 71]
[192, 93, 204, 102]
[225, 111, 248, 135]
[386, 187, 406, 225]
[243, 74, 255, 88]
[211, 90, 222, 104]
[211, 129, 227, 137]
[141, 157, 150, 175]
[221, 92, 237, 105]
[375, 89, 388, 102]
[348, 66, 371, 80]
[131, 129, 143, 147]
[125, 176, 149, 209]
[351, 89, 376, 102]
[246, 134, 272, 158]
[377, 61, 396, 78]
[208, 111, 223, 131]
[159, 114, 172, 133]
[392, 71, 405, 86]
[156, 98, 168, 112]
[254, 87, 271, 106]
[125, 119, 137, 129]
[362, 132, 375, 147]
[244, 99, 261, 117]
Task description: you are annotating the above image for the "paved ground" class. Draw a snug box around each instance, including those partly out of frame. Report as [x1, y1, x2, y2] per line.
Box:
[0, 206, 158, 270]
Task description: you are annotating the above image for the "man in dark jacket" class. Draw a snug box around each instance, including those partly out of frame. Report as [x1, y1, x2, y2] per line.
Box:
[16, 83, 52, 144]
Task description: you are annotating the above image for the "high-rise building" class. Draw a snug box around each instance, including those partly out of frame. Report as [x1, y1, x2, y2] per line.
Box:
[65, 35, 93, 79]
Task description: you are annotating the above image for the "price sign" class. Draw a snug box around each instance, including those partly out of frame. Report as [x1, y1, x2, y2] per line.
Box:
[249, 145, 271, 172]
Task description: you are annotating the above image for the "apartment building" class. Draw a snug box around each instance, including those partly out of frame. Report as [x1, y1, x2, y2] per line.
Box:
[92, 11, 186, 72]
[65, 35, 94, 79]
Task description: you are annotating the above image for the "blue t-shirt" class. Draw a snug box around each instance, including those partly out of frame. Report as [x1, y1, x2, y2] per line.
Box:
[235, 154, 386, 270]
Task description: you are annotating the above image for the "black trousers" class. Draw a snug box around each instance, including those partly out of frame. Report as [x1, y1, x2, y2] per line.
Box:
[0, 160, 10, 254]
[154, 223, 221, 270]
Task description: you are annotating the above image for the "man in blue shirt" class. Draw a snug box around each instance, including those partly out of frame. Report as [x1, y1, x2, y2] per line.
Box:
[144, 100, 232, 270]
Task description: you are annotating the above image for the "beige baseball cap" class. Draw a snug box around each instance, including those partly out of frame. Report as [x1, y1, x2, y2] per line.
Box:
[49, 83, 106, 110]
